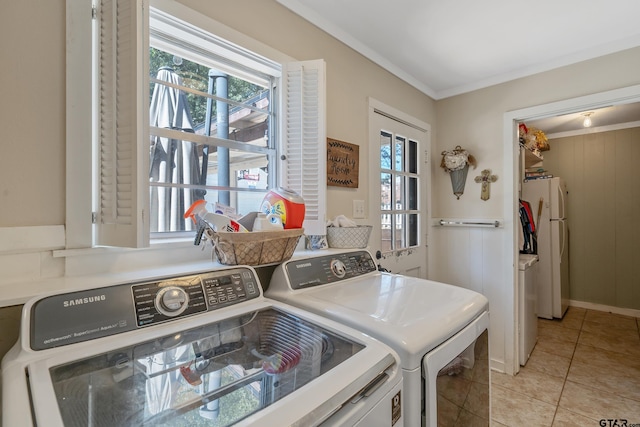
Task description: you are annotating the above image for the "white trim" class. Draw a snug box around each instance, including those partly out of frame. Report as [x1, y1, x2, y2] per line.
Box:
[437, 34, 640, 99]
[569, 299, 640, 318]
[490, 359, 506, 374]
[503, 83, 640, 376]
[149, 7, 281, 83]
[368, 98, 430, 132]
[546, 120, 640, 139]
[275, 0, 437, 99]
[154, 0, 294, 66]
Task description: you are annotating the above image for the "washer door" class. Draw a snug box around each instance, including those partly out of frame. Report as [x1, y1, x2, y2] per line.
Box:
[423, 311, 490, 427]
[26, 307, 391, 427]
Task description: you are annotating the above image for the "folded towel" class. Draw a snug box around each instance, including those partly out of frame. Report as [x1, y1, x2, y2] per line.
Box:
[327, 215, 357, 228]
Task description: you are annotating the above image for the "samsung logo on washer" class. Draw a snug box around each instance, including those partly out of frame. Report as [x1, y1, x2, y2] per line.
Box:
[296, 262, 312, 269]
[63, 294, 107, 307]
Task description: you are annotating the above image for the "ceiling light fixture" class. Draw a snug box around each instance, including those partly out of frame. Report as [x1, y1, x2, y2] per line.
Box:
[582, 112, 593, 127]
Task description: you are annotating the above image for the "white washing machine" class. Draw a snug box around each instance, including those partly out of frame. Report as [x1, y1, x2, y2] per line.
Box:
[518, 254, 539, 366]
[266, 249, 490, 427]
[2, 265, 403, 427]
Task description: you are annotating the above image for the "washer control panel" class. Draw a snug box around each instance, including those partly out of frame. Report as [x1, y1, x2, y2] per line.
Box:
[285, 250, 377, 290]
[132, 268, 260, 327]
[31, 267, 261, 350]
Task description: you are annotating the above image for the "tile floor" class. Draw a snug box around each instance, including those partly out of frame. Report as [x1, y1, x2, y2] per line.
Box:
[491, 307, 640, 426]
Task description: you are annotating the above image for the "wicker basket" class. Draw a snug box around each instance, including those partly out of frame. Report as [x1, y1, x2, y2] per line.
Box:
[326, 226, 372, 249]
[211, 228, 304, 265]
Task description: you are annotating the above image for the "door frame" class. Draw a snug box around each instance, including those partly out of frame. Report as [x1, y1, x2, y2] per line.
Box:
[502, 84, 640, 374]
[368, 98, 431, 277]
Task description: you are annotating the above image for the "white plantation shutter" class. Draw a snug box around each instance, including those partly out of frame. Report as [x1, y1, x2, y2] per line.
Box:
[95, 0, 149, 247]
[281, 60, 327, 236]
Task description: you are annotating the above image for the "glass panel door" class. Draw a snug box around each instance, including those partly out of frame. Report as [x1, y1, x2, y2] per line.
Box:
[370, 108, 429, 277]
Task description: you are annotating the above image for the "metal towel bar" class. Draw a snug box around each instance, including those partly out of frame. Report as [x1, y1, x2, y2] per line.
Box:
[438, 219, 501, 228]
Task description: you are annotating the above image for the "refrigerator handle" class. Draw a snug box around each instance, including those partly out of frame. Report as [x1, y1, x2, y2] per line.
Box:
[560, 220, 566, 259]
[558, 184, 566, 219]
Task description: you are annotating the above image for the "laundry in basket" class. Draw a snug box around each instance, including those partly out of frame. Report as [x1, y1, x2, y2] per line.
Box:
[326, 215, 372, 249]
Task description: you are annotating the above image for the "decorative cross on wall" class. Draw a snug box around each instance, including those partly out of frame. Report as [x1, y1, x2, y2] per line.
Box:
[474, 169, 498, 201]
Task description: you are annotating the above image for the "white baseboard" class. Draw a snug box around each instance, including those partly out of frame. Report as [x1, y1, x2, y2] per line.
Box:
[569, 299, 640, 318]
[490, 358, 506, 374]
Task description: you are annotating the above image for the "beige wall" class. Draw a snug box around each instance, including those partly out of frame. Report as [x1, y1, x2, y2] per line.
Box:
[543, 128, 640, 310]
[0, 0, 66, 226]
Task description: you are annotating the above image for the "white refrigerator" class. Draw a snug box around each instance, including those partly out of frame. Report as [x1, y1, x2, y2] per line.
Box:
[522, 177, 570, 319]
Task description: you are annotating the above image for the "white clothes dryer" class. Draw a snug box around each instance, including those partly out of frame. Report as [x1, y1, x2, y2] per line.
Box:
[266, 249, 490, 427]
[2, 265, 403, 427]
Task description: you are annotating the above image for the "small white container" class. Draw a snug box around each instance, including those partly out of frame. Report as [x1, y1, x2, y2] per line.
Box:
[253, 212, 283, 231]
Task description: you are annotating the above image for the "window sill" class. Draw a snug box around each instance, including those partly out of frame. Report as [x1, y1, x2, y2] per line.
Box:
[0, 228, 214, 308]
[52, 237, 196, 258]
[0, 258, 218, 308]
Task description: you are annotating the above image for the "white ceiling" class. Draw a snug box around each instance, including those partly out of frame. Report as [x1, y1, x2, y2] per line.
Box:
[525, 102, 640, 136]
[277, 0, 640, 101]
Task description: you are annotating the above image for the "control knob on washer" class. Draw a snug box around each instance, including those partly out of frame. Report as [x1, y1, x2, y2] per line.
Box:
[330, 259, 347, 278]
[156, 286, 189, 316]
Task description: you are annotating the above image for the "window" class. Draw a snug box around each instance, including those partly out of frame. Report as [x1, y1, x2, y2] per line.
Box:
[379, 131, 419, 251]
[66, 0, 326, 251]
[147, 8, 278, 235]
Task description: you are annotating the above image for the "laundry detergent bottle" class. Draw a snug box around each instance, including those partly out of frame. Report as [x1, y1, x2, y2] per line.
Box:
[184, 200, 246, 232]
[260, 187, 305, 229]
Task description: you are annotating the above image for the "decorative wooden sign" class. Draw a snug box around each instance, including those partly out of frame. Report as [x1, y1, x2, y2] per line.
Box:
[327, 138, 359, 188]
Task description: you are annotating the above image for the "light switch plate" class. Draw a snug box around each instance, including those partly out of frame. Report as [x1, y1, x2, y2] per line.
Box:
[353, 200, 365, 219]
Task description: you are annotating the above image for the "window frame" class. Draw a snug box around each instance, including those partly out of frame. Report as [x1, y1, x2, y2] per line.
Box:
[65, 0, 326, 269]
[147, 9, 281, 235]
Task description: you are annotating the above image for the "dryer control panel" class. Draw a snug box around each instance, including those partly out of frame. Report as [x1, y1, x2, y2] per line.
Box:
[285, 250, 377, 290]
[30, 267, 260, 350]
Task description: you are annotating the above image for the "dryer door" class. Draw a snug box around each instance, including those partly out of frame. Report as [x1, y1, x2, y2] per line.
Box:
[423, 311, 490, 427]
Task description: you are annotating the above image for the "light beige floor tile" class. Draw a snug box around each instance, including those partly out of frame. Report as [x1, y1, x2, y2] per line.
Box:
[554, 308, 586, 330]
[565, 307, 587, 317]
[558, 380, 640, 421]
[567, 360, 640, 402]
[538, 321, 581, 343]
[573, 342, 640, 370]
[581, 320, 640, 341]
[584, 310, 638, 330]
[552, 407, 599, 426]
[525, 348, 572, 379]
[491, 367, 564, 405]
[578, 329, 640, 359]
[489, 309, 640, 427]
[533, 333, 576, 360]
[491, 384, 556, 427]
